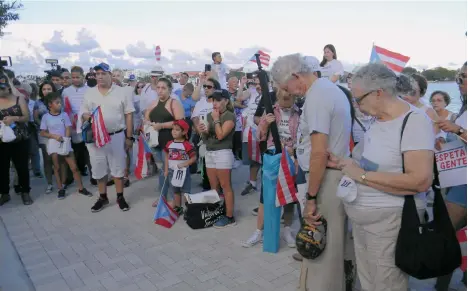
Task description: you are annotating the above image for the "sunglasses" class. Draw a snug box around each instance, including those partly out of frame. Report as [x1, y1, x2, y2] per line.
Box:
[137, 85, 145, 89]
[354, 90, 377, 105]
[203, 85, 214, 89]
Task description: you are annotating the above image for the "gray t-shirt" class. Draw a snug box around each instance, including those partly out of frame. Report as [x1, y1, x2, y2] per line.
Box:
[296, 78, 352, 171]
[351, 107, 435, 209]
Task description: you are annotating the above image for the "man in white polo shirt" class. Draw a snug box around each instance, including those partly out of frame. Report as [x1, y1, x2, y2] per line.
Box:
[80, 63, 135, 212]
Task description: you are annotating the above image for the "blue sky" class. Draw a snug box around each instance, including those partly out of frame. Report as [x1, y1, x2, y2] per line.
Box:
[2, 0, 467, 75]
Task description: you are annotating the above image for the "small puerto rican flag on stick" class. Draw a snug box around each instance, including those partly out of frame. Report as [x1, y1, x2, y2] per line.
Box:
[370, 44, 410, 74]
[275, 150, 298, 207]
[91, 106, 111, 148]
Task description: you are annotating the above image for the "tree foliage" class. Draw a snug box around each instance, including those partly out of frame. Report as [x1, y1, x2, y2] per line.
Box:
[402, 66, 418, 75]
[0, 1, 23, 37]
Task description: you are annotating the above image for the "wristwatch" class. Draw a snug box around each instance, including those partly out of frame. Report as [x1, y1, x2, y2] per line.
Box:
[361, 171, 367, 183]
[457, 127, 465, 136]
[306, 192, 317, 201]
[126, 137, 135, 142]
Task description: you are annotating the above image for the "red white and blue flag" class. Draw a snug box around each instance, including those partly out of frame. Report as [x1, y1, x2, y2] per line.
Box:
[457, 227, 467, 272]
[370, 45, 410, 74]
[155, 45, 161, 62]
[249, 50, 271, 67]
[153, 195, 178, 228]
[134, 134, 152, 180]
[276, 150, 298, 207]
[248, 127, 262, 164]
[64, 97, 77, 129]
[91, 106, 111, 148]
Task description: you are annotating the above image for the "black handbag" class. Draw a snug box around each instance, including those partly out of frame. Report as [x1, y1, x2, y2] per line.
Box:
[184, 201, 225, 229]
[395, 112, 462, 279]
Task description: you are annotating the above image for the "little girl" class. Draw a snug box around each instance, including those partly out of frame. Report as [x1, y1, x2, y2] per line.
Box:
[40, 92, 92, 199]
[163, 119, 196, 215]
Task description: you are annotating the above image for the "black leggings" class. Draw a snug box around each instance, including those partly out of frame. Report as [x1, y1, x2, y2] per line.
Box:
[0, 140, 30, 195]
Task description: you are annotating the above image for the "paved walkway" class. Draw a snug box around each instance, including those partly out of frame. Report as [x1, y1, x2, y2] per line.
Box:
[0, 166, 301, 291]
[0, 165, 464, 291]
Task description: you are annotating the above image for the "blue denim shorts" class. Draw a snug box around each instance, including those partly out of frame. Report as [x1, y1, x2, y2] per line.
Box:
[165, 168, 191, 194]
[445, 184, 467, 208]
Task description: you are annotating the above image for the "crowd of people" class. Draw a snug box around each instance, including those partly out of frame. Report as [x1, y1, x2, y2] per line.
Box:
[0, 44, 466, 291]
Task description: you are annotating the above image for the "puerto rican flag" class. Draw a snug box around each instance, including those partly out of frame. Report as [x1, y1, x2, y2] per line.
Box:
[276, 150, 298, 207]
[91, 106, 111, 148]
[155, 45, 161, 62]
[249, 50, 271, 67]
[63, 97, 77, 129]
[153, 194, 178, 228]
[247, 127, 262, 164]
[370, 45, 410, 74]
[457, 227, 467, 272]
[134, 134, 152, 180]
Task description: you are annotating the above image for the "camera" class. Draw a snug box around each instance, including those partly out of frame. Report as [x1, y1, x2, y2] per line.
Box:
[44, 59, 65, 79]
[0, 56, 12, 73]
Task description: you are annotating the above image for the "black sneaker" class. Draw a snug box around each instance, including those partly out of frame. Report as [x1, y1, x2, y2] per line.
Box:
[0, 194, 11, 206]
[90, 178, 97, 186]
[251, 207, 259, 216]
[91, 198, 109, 212]
[58, 189, 66, 200]
[241, 183, 256, 196]
[123, 178, 130, 188]
[14, 185, 21, 194]
[78, 188, 93, 197]
[117, 197, 130, 211]
[173, 206, 184, 216]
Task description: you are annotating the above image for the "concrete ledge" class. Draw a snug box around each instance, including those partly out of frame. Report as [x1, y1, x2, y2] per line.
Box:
[0, 217, 35, 291]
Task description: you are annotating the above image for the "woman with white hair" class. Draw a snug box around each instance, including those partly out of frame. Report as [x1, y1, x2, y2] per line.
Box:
[271, 53, 352, 291]
[329, 63, 434, 291]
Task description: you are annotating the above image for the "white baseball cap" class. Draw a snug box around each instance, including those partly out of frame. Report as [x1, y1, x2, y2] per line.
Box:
[303, 56, 322, 72]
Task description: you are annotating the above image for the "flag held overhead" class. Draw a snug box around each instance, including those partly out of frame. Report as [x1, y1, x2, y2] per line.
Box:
[370, 45, 410, 74]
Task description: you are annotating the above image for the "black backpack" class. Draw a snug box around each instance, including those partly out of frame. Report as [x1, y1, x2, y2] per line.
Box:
[395, 112, 462, 279]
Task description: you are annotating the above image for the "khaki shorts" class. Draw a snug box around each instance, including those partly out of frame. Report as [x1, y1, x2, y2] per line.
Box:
[86, 131, 126, 180]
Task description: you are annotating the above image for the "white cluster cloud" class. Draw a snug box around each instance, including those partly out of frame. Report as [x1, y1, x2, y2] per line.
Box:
[11, 28, 269, 76]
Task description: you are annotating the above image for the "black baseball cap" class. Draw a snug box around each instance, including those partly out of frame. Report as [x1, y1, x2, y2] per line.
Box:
[296, 217, 328, 260]
[211, 89, 230, 101]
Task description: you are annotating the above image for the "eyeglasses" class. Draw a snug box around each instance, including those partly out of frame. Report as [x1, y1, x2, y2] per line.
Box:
[203, 85, 214, 89]
[137, 86, 145, 89]
[354, 90, 377, 105]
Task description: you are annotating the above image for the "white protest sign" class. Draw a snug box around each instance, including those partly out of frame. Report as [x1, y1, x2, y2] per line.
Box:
[171, 167, 187, 188]
[435, 140, 467, 188]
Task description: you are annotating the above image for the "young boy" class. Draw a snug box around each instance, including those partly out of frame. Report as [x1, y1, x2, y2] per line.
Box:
[40, 92, 92, 199]
[163, 120, 196, 215]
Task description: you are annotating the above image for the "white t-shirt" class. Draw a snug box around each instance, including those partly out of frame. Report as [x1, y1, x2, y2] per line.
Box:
[351, 108, 435, 209]
[296, 78, 352, 171]
[191, 97, 213, 119]
[40, 112, 72, 137]
[278, 108, 292, 144]
[242, 89, 262, 142]
[320, 59, 344, 83]
[353, 114, 374, 144]
[212, 63, 230, 90]
[62, 85, 88, 115]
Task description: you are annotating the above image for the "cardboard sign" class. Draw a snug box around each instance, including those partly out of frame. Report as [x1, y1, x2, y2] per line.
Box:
[435, 140, 467, 188]
[171, 167, 187, 188]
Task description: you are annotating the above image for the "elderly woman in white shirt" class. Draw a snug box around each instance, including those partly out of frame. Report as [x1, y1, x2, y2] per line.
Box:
[329, 63, 434, 291]
[319, 44, 344, 83]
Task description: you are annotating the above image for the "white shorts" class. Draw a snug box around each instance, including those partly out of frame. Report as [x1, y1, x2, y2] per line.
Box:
[47, 137, 73, 156]
[205, 149, 234, 170]
[86, 131, 126, 180]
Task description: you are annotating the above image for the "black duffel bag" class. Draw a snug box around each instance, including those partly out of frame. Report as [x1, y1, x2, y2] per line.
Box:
[184, 201, 225, 229]
[395, 112, 462, 279]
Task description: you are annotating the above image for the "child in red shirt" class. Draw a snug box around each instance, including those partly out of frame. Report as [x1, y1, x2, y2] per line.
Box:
[164, 120, 196, 215]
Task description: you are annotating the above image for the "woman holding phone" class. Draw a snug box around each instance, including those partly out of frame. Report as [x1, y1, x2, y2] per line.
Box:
[197, 89, 236, 228]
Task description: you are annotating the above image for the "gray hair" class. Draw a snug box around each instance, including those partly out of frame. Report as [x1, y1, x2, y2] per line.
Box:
[351, 63, 400, 96]
[270, 53, 320, 85]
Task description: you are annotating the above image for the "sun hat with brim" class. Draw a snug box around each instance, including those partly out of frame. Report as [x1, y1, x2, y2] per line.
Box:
[296, 217, 327, 260]
[93, 63, 111, 73]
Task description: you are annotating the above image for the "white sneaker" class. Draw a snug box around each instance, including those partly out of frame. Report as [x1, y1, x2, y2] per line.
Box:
[283, 227, 296, 248]
[242, 230, 263, 248]
[46, 184, 53, 194]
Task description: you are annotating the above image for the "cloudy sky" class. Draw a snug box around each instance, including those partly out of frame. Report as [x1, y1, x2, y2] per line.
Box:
[1, 0, 466, 75]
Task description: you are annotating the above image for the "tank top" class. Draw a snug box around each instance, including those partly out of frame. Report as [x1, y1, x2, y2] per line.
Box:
[0, 97, 28, 142]
[149, 98, 175, 149]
